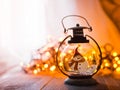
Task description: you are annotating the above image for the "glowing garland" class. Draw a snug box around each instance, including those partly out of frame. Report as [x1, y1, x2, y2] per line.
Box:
[22, 42, 120, 76]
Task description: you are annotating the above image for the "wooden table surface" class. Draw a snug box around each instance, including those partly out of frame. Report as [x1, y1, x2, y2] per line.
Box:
[0, 65, 120, 90]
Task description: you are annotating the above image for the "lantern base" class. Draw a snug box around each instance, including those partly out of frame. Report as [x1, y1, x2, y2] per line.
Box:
[64, 78, 98, 86]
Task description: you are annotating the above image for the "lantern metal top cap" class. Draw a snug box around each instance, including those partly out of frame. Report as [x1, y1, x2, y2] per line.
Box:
[61, 15, 92, 43]
[68, 23, 90, 43]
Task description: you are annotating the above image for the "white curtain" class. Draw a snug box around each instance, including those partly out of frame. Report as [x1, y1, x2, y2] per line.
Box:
[0, 0, 47, 64]
[0, 0, 119, 65]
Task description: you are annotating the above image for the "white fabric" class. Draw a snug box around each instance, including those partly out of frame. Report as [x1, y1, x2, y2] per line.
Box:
[0, 0, 119, 64]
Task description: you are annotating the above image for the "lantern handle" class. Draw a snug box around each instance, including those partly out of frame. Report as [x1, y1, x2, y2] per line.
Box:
[61, 15, 92, 34]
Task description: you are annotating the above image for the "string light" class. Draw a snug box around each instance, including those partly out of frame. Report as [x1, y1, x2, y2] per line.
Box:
[44, 64, 49, 68]
[99, 43, 120, 76]
[50, 65, 56, 71]
[22, 42, 120, 77]
[33, 69, 38, 74]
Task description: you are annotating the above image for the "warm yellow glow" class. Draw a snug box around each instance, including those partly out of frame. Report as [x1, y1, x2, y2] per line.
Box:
[68, 50, 73, 54]
[78, 46, 82, 50]
[116, 67, 120, 72]
[102, 53, 106, 58]
[89, 56, 92, 59]
[92, 50, 96, 54]
[112, 52, 118, 57]
[46, 52, 51, 57]
[115, 57, 119, 61]
[105, 45, 113, 52]
[65, 58, 69, 61]
[103, 59, 109, 63]
[44, 64, 49, 68]
[105, 63, 110, 67]
[60, 53, 66, 57]
[87, 65, 90, 68]
[101, 47, 105, 52]
[55, 47, 58, 52]
[33, 69, 38, 74]
[84, 56, 87, 60]
[59, 62, 63, 66]
[117, 60, 120, 64]
[94, 69, 97, 73]
[101, 65, 104, 69]
[36, 64, 40, 67]
[37, 68, 41, 72]
[42, 67, 45, 70]
[50, 65, 56, 71]
[113, 63, 118, 68]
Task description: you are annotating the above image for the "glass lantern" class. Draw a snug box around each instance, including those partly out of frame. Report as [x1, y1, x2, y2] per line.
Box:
[56, 15, 102, 86]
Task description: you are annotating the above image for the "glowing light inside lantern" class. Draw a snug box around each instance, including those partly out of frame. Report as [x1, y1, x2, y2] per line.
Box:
[92, 50, 96, 54]
[60, 53, 66, 57]
[59, 62, 63, 66]
[65, 58, 69, 62]
[105, 63, 110, 67]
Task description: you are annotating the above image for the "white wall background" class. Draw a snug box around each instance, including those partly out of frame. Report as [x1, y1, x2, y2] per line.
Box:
[0, 0, 119, 65]
[0, 0, 47, 64]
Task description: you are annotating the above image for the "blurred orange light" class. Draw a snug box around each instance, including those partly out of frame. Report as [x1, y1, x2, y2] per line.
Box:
[46, 52, 51, 57]
[33, 69, 38, 74]
[68, 50, 73, 54]
[50, 65, 56, 71]
[92, 50, 96, 54]
[36, 64, 40, 67]
[60, 53, 66, 57]
[115, 57, 119, 61]
[59, 62, 63, 66]
[44, 64, 49, 68]
[117, 60, 120, 64]
[112, 52, 118, 57]
[113, 63, 118, 68]
[116, 67, 120, 72]
[105, 63, 110, 67]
